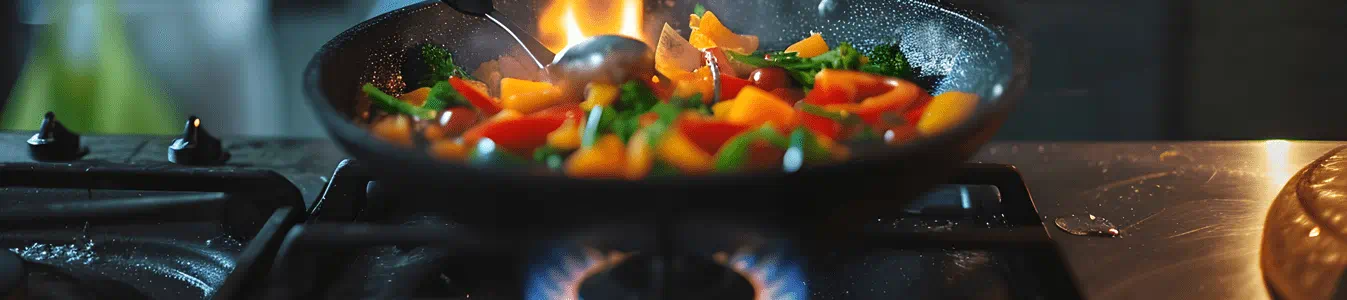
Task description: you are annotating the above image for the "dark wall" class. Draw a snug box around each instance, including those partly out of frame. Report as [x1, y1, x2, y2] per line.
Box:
[991, 0, 1347, 141]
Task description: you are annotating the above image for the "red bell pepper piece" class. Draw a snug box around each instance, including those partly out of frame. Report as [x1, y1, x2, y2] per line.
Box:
[902, 96, 933, 125]
[797, 109, 841, 140]
[719, 75, 752, 101]
[803, 82, 856, 106]
[461, 115, 567, 156]
[678, 119, 750, 154]
[449, 77, 502, 115]
[702, 47, 737, 78]
[532, 104, 585, 121]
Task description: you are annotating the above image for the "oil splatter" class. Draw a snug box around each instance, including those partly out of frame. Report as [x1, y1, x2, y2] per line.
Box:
[1053, 214, 1121, 237]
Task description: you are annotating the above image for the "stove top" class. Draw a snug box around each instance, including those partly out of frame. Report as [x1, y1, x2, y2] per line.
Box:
[0, 115, 1337, 299]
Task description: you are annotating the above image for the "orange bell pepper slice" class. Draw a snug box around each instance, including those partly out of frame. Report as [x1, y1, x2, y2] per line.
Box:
[565, 134, 626, 179]
[785, 32, 828, 58]
[625, 129, 654, 180]
[724, 86, 798, 129]
[655, 129, 715, 175]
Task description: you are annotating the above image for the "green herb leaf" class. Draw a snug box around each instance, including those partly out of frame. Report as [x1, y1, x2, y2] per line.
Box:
[849, 126, 883, 144]
[693, 3, 707, 17]
[425, 81, 472, 111]
[797, 102, 865, 127]
[615, 81, 659, 113]
[713, 124, 790, 172]
[787, 128, 831, 169]
[467, 138, 531, 168]
[649, 159, 683, 177]
[726, 43, 864, 88]
[671, 93, 712, 115]
[532, 145, 574, 171]
[797, 102, 845, 121]
[420, 44, 475, 87]
[363, 83, 435, 119]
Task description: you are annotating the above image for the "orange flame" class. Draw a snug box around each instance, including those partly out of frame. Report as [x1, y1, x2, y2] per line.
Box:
[538, 0, 646, 53]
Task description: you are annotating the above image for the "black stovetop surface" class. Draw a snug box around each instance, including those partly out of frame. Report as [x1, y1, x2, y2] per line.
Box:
[9, 130, 1320, 300]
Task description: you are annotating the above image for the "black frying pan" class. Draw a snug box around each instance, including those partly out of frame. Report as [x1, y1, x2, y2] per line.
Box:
[303, 0, 1028, 238]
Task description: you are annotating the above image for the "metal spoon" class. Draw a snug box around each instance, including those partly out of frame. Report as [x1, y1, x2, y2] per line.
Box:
[438, 0, 555, 70]
[546, 35, 655, 86]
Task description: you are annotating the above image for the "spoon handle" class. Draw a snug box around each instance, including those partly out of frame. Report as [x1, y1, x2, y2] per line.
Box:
[437, 0, 555, 70]
[483, 11, 556, 69]
[438, 0, 493, 16]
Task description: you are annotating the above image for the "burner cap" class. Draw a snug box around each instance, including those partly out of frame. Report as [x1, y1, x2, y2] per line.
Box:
[578, 255, 755, 300]
[27, 111, 86, 161]
[0, 251, 24, 297]
[168, 116, 230, 165]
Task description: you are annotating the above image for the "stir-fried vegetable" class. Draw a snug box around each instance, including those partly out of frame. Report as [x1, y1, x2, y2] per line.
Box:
[358, 7, 981, 179]
[726, 43, 863, 88]
[421, 44, 475, 86]
[859, 43, 918, 82]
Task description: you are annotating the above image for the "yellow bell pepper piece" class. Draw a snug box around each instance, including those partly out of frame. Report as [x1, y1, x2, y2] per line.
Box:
[398, 87, 431, 107]
[785, 32, 828, 58]
[687, 11, 759, 54]
[656, 129, 714, 175]
[725, 86, 797, 128]
[489, 109, 522, 122]
[428, 140, 467, 161]
[712, 100, 735, 117]
[371, 115, 413, 147]
[625, 129, 654, 180]
[501, 78, 553, 99]
[581, 83, 620, 111]
[917, 91, 980, 136]
[565, 134, 627, 179]
[547, 118, 582, 151]
[502, 86, 565, 114]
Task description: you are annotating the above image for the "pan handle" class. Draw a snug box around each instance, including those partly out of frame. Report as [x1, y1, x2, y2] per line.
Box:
[945, 163, 1041, 226]
[309, 159, 373, 222]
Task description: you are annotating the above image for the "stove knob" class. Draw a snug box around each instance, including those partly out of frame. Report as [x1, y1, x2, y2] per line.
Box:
[27, 111, 86, 161]
[168, 116, 230, 165]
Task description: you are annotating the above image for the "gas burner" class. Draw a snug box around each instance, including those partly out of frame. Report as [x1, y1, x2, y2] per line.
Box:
[267, 162, 1083, 300]
[525, 244, 806, 300]
[0, 162, 306, 300]
[577, 254, 755, 300]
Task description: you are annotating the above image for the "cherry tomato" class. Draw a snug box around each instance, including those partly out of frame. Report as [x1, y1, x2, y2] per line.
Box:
[437, 107, 479, 137]
[769, 88, 805, 102]
[749, 68, 793, 91]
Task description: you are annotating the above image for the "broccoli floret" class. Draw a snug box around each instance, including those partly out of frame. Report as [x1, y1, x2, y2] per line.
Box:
[859, 43, 917, 81]
[420, 44, 475, 87]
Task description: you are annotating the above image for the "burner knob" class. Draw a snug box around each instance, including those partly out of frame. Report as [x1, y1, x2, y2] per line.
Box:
[27, 111, 86, 161]
[168, 116, 230, 165]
